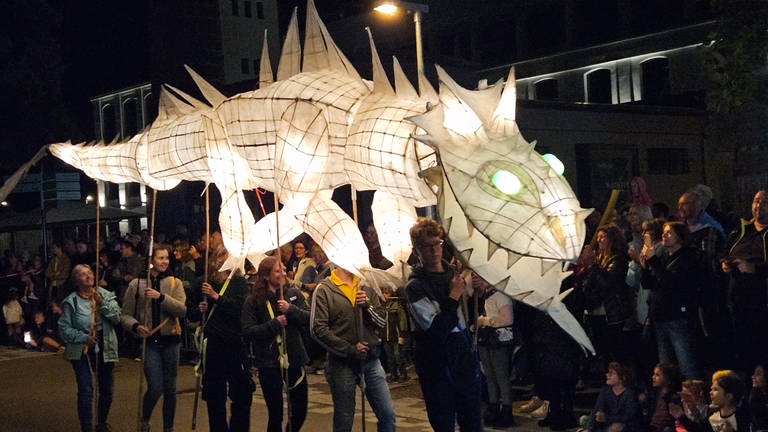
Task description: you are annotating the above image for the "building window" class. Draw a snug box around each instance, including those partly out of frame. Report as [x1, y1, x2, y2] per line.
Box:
[647, 148, 690, 174]
[231, 0, 239, 16]
[101, 103, 117, 141]
[534, 78, 559, 101]
[640, 57, 670, 104]
[122, 98, 139, 137]
[241, 58, 250, 74]
[244, 1, 252, 18]
[585, 68, 612, 104]
[256, 2, 264, 19]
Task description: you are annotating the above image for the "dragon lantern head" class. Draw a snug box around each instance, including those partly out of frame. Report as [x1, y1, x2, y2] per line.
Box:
[410, 67, 591, 262]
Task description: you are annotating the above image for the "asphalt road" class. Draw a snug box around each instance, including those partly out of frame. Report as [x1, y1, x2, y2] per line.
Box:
[0, 346, 559, 431]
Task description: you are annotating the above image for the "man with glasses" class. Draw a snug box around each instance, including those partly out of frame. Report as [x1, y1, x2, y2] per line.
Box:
[404, 217, 482, 432]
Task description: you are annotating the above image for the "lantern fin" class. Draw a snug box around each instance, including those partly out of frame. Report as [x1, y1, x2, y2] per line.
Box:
[303, 0, 362, 82]
[258, 29, 274, 88]
[392, 57, 418, 100]
[277, 8, 301, 81]
[184, 65, 226, 107]
[489, 67, 520, 136]
[164, 84, 209, 110]
[435, 65, 502, 127]
[157, 87, 192, 121]
[366, 27, 394, 96]
[418, 68, 438, 104]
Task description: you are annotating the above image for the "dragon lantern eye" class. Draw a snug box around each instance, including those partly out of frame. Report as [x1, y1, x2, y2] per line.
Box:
[491, 170, 522, 195]
[542, 153, 565, 176]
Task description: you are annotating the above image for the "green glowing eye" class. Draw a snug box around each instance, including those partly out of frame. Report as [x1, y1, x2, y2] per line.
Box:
[542, 153, 565, 175]
[491, 170, 522, 195]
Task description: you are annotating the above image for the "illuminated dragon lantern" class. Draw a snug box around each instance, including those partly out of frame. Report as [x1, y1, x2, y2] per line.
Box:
[48, 0, 594, 352]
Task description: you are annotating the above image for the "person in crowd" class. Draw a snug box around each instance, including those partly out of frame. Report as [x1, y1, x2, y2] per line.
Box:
[404, 217, 482, 432]
[310, 265, 395, 432]
[291, 241, 317, 291]
[72, 240, 95, 267]
[242, 256, 310, 432]
[121, 244, 187, 432]
[678, 187, 728, 368]
[639, 222, 702, 380]
[674, 370, 749, 432]
[652, 202, 670, 220]
[473, 272, 515, 428]
[381, 286, 408, 383]
[3, 288, 24, 346]
[188, 246, 253, 432]
[58, 264, 121, 432]
[581, 361, 641, 432]
[171, 239, 196, 292]
[304, 244, 332, 374]
[115, 239, 145, 303]
[97, 250, 120, 293]
[45, 242, 71, 302]
[280, 244, 298, 281]
[670, 379, 711, 427]
[28, 309, 63, 351]
[749, 363, 768, 431]
[579, 225, 632, 364]
[642, 363, 680, 432]
[722, 189, 768, 373]
[628, 218, 665, 361]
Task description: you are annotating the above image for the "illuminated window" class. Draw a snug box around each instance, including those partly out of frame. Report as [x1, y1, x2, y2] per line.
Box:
[585, 69, 612, 104]
[534, 79, 559, 101]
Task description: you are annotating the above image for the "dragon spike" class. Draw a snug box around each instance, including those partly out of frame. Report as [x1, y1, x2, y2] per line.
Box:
[366, 27, 395, 96]
[258, 29, 274, 88]
[406, 104, 452, 148]
[418, 68, 439, 104]
[157, 87, 190, 121]
[490, 67, 520, 136]
[277, 8, 301, 81]
[437, 80, 485, 142]
[164, 84, 209, 110]
[184, 65, 227, 107]
[392, 57, 418, 100]
[300, 0, 361, 81]
[435, 65, 503, 128]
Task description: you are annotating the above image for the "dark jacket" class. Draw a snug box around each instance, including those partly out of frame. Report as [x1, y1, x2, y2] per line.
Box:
[187, 275, 249, 346]
[581, 253, 632, 324]
[725, 219, 768, 311]
[678, 405, 751, 432]
[405, 264, 463, 346]
[641, 246, 703, 322]
[242, 285, 309, 368]
[309, 277, 385, 359]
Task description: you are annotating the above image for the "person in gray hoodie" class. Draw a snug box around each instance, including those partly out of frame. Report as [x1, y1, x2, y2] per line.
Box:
[310, 265, 395, 432]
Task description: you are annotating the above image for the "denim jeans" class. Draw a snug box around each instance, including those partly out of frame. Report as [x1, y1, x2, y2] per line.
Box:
[325, 349, 396, 432]
[258, 366, 308, 432]
[655, 318, 700, 379]
[479, 344, 513, 405]
[71, 350, 115, 432]
[143, 339, 181, 431]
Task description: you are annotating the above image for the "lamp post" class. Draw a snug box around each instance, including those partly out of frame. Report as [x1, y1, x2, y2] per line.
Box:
[374, 1, 429, 77]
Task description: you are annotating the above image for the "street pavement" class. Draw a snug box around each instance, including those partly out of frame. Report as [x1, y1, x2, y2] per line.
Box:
[0, 346, 579, 431]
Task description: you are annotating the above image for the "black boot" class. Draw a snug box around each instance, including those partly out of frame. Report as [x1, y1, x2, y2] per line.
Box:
[495, 405, 515, 428]
[483, 403, 500, 427]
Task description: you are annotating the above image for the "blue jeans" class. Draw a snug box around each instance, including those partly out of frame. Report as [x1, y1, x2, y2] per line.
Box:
[143, 339, 181, 430]
[655, 318, 700, 379]
[71, 350, 115, 432]
[325, 349, 396, 432]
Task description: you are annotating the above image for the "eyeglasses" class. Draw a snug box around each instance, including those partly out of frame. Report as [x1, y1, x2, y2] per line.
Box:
[418, 239, 444, 250]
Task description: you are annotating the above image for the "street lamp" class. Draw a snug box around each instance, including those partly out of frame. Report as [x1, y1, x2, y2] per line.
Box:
[374, 1, 429, 77]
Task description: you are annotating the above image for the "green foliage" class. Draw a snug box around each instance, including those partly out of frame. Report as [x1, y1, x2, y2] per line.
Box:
[706, 0, 768, 117]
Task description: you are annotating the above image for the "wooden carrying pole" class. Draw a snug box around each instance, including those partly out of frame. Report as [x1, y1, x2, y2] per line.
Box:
[192, 185, 211, 430]
[136, 189, 158, 432]
[273, 191, 293, 431]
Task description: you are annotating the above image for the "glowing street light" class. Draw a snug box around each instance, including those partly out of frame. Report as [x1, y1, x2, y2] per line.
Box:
[374, 1, 429, 77]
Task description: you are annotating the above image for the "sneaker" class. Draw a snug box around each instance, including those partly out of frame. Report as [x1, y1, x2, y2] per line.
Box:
[530, 400, 550, 420]
[518, 396, 544, 413]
